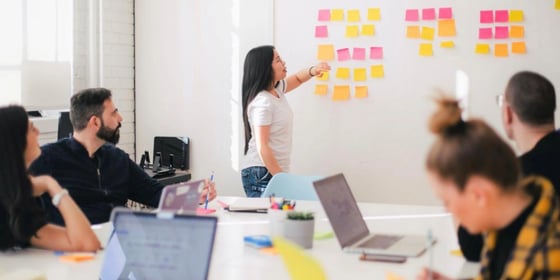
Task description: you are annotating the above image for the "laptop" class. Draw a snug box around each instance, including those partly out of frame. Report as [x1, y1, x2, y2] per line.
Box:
[157, 179, 204, 213]
[99, 208, 218, 280]
[313, 173, 433, 257]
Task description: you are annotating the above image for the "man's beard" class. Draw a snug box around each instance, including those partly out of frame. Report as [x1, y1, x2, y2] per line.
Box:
[97, 121, 121, 145]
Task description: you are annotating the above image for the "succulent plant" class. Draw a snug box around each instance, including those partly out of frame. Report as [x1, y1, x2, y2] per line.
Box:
[286, 211, 314, 220]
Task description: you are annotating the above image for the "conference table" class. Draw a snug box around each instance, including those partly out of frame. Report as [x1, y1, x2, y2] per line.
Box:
[0, 197, 479, 279]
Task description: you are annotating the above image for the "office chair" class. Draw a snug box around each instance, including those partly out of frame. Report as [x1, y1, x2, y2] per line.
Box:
[261, 173, 323, 201]
[57, 111, 73, 140]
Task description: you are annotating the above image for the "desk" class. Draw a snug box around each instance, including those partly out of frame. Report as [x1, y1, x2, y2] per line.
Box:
[143, 169, 191, 186]
[0, 197, 479, 280]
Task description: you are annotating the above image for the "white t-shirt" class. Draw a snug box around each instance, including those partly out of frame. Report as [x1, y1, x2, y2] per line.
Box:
[241, 80, 293, 172]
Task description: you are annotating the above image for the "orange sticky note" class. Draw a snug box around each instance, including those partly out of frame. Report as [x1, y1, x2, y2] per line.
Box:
[511, 42, 527, 54]
[59, 253, 95, 263]
[475, 43, 490, 54]
[509, 10, 524, 22]
[421, 26, 435, 40]
[353, 68, 367, 81]
[510, 25, 524, 38]
[370, 65, 384, 78]
[314, 84, 328, 95]
[317, 44, 335, 60]
[332, 85, 350, 101]
[331, 9, 344, 21]
[346, 25, 359, 37]
[347, 10, 361, 22]
[495, 43, 508, 57]
[419, 43, 433, 56]
[259, 246, 278, 255]
[440, 41, 455, 48]
[406, 26, 420, 38]
[316, 71, 329, 81]
[368, 8, 381, 21]
[386, 271, 405, 280]
[335, 67, 350, 79]
[438, 19, 456, 37]
[355, 86, 368, 98]
[361, 24, 375, 36]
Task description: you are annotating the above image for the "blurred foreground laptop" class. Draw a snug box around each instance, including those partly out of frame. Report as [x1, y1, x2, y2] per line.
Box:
[313, 173, 433, 257]
[157, 179, 204, 213]
[99, 208, 218, 280]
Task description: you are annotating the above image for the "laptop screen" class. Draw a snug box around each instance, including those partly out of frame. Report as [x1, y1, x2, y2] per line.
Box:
[313, 173, 370, 248]
[100, 210, 217, 280]
[158, 179, 204, 212]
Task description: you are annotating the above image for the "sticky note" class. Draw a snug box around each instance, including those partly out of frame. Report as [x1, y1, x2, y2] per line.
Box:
[337, 48, 351, 61]
[370, 47, 383, 59]
[386, 271, 405, 280]
[355, 86, 368, 99]
[440, 41, 455, 48]
[495, 43, 508, 57]
[480, 10, 494, 23]
[273, 237, 327, 280]
[439, 7, 452, 19]
[406, 25, 421, 38]
[335, 68, 350, 79]
[332, 85, 351, 101]
[348, 9, 361, 22]
[475, 43, 490, 54]
[510, 25, 524, 38]
[354, 68, 367, 81]
[59, 253, 95, 263]
[331, 9, 344, 21]
[316, 71, 329, 81]
[317, 44, 335, 60]
[419, 43, 433, 56]
[421, 26, 435, 40]
[352, 48, 366, 60]
[405, 9, 419, 21]
[361, 24, 375, 36]
[511, 41, 527, 54]
[370, 65, 384, 78]
[314, 84, 328, 95]
[346, 25, 359, 37]
[450, 249, 463, 257]
[509, 10, 523, 22]
[495, 26, 509, 39]
[422, 8, 436, 20]
[315, 25, 328, 38]
[495, 10, 509, 22]
[368, 8, 381, 21]
[438, 19, 456, 37]
[318, 9, 330, 21]
[479, 27, 493, 39]
[556, 0, 560, 10]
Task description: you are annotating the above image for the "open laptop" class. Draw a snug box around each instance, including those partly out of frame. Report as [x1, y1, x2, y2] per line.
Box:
[157, 179, 204, 213]
[99, 208, 218, 280]
[313, 173, 433, 257]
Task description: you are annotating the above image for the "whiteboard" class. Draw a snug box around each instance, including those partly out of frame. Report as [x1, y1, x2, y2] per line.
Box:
[274, 0, 560, 204]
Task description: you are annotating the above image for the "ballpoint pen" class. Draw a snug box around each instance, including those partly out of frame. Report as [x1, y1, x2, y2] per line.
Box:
[205, 171, 214, 210]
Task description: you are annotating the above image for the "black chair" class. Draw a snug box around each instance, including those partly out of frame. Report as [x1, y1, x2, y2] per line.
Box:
[57, 111, 73, 140]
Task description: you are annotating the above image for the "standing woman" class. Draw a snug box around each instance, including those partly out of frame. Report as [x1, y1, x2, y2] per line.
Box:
[0, 105, 100, 251]
[241, 45, 330, 197]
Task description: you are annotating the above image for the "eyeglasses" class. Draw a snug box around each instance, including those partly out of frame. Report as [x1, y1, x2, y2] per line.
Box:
[495, 94, 504, 107]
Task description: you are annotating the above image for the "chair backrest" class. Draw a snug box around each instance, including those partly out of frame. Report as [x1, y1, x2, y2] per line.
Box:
[261, 173, 323, 201]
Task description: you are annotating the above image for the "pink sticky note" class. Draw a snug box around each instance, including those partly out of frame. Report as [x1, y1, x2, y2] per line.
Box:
[405, 9, 419, 21]
[422, 8, 436, 20]
[315, 25, 328, 38]
[337, 48, 351, 61]
[370, 47, 383, 59]
[439, 7, 452, 19]
[352, 48, 366, 60]
[318, 9, 330, 21]
[480, 10, 493, 23]
[495, 10, 509, 22]
[495, 26, 509, 39]
[479, 27, 493, 39]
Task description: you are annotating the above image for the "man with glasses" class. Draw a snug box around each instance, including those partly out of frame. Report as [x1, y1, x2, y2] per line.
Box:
[459, 71, 560, 262]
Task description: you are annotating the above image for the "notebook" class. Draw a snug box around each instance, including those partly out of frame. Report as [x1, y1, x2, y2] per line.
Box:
[313, 173, 433, 257]
[225, 197, 270, 213]
[99, 208, 218, 280]
[157, 179, 203, 213]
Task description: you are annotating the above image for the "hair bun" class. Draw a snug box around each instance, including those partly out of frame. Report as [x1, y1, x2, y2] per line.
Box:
[429, 96, 463, 135]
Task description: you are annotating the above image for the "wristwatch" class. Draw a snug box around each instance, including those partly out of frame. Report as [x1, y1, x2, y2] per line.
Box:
[52, 189, 69, 207]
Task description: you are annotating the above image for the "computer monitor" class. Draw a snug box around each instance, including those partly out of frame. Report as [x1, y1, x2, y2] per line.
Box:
[153, 136, 189, 170]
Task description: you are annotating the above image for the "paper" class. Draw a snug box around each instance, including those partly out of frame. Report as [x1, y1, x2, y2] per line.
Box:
[494, 43, 508, 57]
[509, 10, 524, 22]
[352, 47, 366, 60]
[317, 44, 335, 60]
[406, 25, 421, 38]
[316, 71, 329, 81]
[314, 84, 328, 95]
[337, 48, 351, 61]
[480, 10, 494, 23]
[315, 25, 328, 38]
[422, 8, 436, 20]
[361, 24, 375, 36]
[370, 47, 383, 59]
[318, 9, 330, 21]
[370, 65, 384, 78]
[495, 26, 509, 39]
[335, 68, 350, 79]
[438, 19, 456, 37]
[368, 8, 381, 21]
[333, 85, 351, 101]
[273, 237, 327, 280]
[495, 10, 509, 22]
[355, 86, 368, 99]
[419, 43, 433, 56]
[510, 25, 524, 38]
[354, 68, 367, 81]
[331, 9, 344, 21]
[511, 41, 527, 54]
[405, 9, 419, 21]
[348, 9, 361, 22]
[421, 26, 435, 40]
[440, 41, 455, 48]
[439, 7, 452, 19]
[479, 27, 493, 39]
[475, 43, 490, 54]
[227, 197, 270, 212]
[346, 25, 360, 37]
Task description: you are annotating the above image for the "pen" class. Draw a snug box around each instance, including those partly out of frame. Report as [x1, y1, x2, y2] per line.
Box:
[205, 171, 214, 209]
[427, 229, 433, 280]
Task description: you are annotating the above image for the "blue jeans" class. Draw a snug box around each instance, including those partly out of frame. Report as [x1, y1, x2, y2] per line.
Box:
[241, 166, 272, 197]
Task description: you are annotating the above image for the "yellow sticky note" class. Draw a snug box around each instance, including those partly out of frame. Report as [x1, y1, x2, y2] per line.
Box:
[331, 9, 344, 21]
[333, 85, 351, 101]
[512, 42, 527, 54]
[419, 43, 433, 56]
[355, 86, 368, 98]
[510, 25, 524, 38]
[509, 10, 524, 22]
[421, 26, 435, 41]
[317, 44, 335, 60]
[495, 43, 509, 57]
[314, 84, 328, 95]
[556, 0, 560, 9]
[361, 24, 375, 36]
[335, 68, 350, 79]
[347, 9, 360, 22]
[475, 43, 490, 54]
[406, 25, 421, 39]
[368, 8, 381, 21]
[370, 65, 384, 78]
[346, 25, 359, 37]
[386, 271, 405, 280]
[353, 68, 367, 81]
[316, 71, 329, 81]
[438, 19, 456, 37]
[440, 41, 455, 48]
[450, 249, 463, 257]
[273, 237, 327, 280]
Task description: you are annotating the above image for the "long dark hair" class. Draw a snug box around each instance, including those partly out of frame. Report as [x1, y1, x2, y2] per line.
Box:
[0, 105, 45, 243]
[241, 45, 275, 154]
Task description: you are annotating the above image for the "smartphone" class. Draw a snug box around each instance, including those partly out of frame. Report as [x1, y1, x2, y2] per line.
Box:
[359, 253, 407, 263]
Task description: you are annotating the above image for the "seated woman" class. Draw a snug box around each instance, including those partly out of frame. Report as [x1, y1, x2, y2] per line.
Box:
[0, 105, 101, 251]
[417, 97, 560, 279]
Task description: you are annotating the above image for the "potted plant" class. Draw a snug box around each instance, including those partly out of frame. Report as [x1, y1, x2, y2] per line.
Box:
[284, 211, 315, 249]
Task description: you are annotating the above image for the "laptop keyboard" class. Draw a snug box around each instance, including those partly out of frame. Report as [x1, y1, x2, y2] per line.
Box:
[359, 234, 403, 249]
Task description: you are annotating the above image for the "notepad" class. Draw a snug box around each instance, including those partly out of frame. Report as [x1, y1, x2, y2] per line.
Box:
[226, 197, 270, 212]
